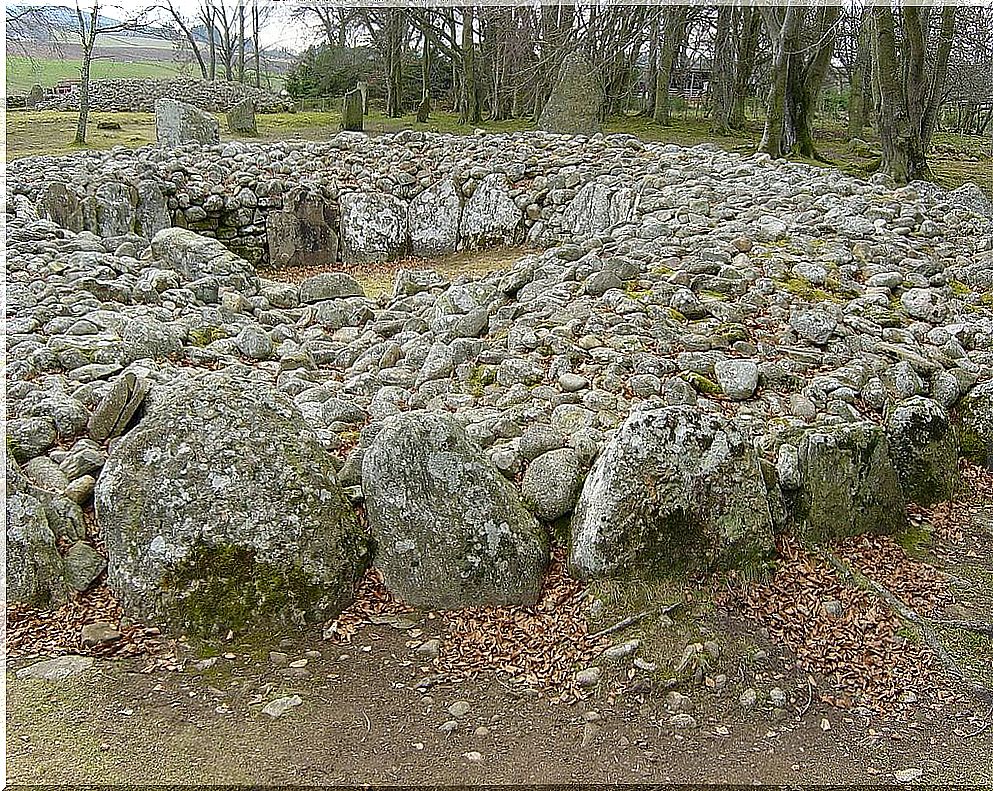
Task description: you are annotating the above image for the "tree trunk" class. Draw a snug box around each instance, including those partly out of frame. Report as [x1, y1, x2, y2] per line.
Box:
[710, 6, 735, 135]
[252, 0, 260, 88]
[872, 5, 956, 183]
[792, 6, 840, 159]
[238, 1, 245, 83]
[205, 6, 217, 81]
[758, 7, 799, 156]
[730, 8, 760, 130]
[654, 5, 689, 126]
[75, 41, 93, 144]
[847, 11, 871, 140]
[74, 4, 99, 146]
[459, 6, 480, 124]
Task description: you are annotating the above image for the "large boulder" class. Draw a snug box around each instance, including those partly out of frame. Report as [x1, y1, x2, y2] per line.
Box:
[94, 369, 368, 637]
[460, 174, 522, 249]
[339, 191, 408, 264]
[957, 381, 993, 466]
[537, 52, 603, 136]
[409, 179, 461, 257]
[154, 98, 220, 148]
[885, 397, 959, 505]
[151, 227, 258, 293]
[788, 422, 905, 541]
[561, 181, 638, 239]
[569, 407, 775, 579]
[362, 411, 548, 609]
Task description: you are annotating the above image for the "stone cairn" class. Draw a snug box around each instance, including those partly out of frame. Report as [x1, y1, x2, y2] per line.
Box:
[5, 131, 992, 637]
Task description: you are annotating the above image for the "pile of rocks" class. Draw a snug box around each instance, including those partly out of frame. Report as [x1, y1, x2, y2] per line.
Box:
[34, 77, 292, 114]
[5, 131, 993, 639]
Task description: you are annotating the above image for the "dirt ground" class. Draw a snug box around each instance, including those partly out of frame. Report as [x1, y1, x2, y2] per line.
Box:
[6, 470, 993, 786]
[6, 621, 993, 786]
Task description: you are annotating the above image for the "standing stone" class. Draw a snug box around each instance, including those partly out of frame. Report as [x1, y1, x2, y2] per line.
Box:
[356, 81, 368, 114]
[339, 191, 408, 264]
[135, 181, 171, 238]
[341, 89, 363, 132]
[6, 460, 68, 608]
[37, 182, 86, 233]
[226, 98, 257, 135]
[154, 98, 220, 148]
[409, 179, 461, 257]
[537, 52, 603, 136]
[957, 381, 993, 466]
[569, 407, 775, 580]
[885, 397, 958, 506]
[362, 411, 548, 609]
[94, 181, 138, 237]
[25, 84, 45, 108]
[266, 192, 338, 269]
[94, 369, 368, 637]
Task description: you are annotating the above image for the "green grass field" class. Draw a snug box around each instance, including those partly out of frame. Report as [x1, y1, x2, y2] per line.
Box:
[6, 107, 990, 199]
[6, 56, 187, 93]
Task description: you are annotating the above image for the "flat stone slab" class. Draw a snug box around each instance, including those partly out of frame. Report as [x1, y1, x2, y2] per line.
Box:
[15, 655, 94, 681]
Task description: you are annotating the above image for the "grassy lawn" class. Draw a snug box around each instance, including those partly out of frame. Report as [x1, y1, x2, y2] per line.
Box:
[6, 107, 990, 198]
[6, 57, 185, 93]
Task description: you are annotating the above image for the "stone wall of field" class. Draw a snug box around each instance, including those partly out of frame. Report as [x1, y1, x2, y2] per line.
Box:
[34, 77, 292, 114]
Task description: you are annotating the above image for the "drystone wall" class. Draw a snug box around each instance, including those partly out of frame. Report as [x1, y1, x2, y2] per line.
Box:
[34, 77, 292, 114]
[5, 131, 993, 638]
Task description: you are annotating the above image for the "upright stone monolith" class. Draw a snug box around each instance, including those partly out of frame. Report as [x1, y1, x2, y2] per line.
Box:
[25, 84, 45, 108]
[537, 52, 603, 136]
[154, 98, 220, 148]
[342, 89, 364, 132]
[226, 98, 257, 135]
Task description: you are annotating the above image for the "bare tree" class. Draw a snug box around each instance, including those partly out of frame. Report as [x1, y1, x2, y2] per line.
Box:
[159, 0, 208, 79]
[73, 1, 147, 144]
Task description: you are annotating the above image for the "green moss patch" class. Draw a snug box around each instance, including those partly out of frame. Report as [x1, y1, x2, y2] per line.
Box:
[159, 541, 330, 639]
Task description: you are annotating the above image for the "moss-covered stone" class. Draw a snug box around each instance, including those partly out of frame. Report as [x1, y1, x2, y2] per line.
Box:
[790, 422, 906, 543]
[159, 541, 330, 638]
[885, 397, 959, 506]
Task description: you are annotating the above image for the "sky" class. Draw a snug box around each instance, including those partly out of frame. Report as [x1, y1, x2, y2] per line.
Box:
[7, 0, 321, 51]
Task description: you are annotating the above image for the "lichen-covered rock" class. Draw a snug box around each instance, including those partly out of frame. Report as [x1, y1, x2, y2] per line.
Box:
[226, 98, 257, 135]
[266, 192, 338, 269]
[298, 272, 364, 304]
[790, 422, 905, 541]
[561, 181, 637, 238]
[151, 227, 258, 293]
[569, 406, 775, 579]
[885, 397, 958, 505]
[155, 98, 220, 148]
[6, 459, 67, 607]
[409, 179, 461, 257]
[460, 174, 522, 249]
[957, 381, 993, 466]
[362, 411, 548, 609]
[521, 448, 583, 522]
[94, 369, 368, 636]
[537, 52, 603, 136]
[339, 191, 408, 264]
[87, 371, 149, 441]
